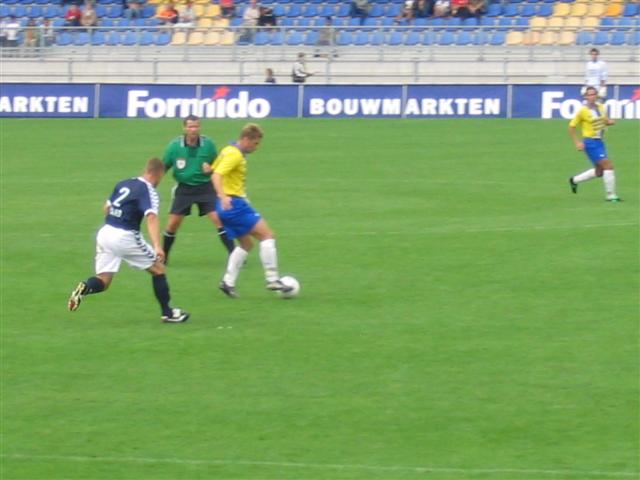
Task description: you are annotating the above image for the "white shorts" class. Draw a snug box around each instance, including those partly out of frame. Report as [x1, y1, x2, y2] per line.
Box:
[95, 224, 157, 274]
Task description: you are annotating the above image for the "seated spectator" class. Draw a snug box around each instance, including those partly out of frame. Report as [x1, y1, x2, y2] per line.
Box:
[219, 0, 235, 19]
[39, 18, 55, 46]
[468, 0, 487, 17]
[80, 1, 98, 30]
[125, 0, 143, 20]
[23, 19, 40, 51]
[176, 0, 197, 28]
[432, 0, 450, 17]
[64, 4, 83, 27]
[395, 0, 414, 23]
[349, 0, 371, 24]
[157, 1, 179, 25]
[239, 0, 259, 41]
[257, 6, 276, 28]
[4, 16, 20, 53]
[451, 0, 472, 18]
[314, 16, 337, 58]
[413, 0, 432, 18]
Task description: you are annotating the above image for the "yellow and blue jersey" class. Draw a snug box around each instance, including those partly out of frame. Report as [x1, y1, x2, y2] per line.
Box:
[569, 103, 608, 139]
[212, 144, 247, 197]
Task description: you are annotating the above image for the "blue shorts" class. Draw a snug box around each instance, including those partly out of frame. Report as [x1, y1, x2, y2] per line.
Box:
[583, 138, 608, 165]
[215, 196, 261, 240]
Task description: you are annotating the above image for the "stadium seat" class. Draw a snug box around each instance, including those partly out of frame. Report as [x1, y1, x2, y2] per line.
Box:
[604, 3, 623, 17]
[422, 30, 437, 45]
[513, 17, 529, 30]
[303, 30, 318, 45]
[438, 31, 454, 45]
[12, 4, 26, 16]
[456, 30, 472, 45]
[565, 16, 581, 31]
[503, 3, 518, 16]
[570, 2, 587, 17]
[43, 5, 61, 18]
[486, 3, 501, 16]
[319, 4, 335, 17]
[505, 30, 523, 45]
[536, 3, 552, 16]
[386, 3, 401, 16]
[558, 31, 575, 45]
[388, 31, 404, 45]
[445, 17, 461, 30]
[354, 30, 369, 45]
[490, 31, 506, 45]
[405, 30, 421, 45]
[610, 31, 626, 46]
[286, 30, 304, 45]
[105, 31, 121, 45]
[547, 16, 564, 29]
[336, 3, 350, 16]
[370, 31, 384, 45]
[538, 30, 556, 45]
[187, 30, 205, 45]
[302, 4, 318, 17]
[155, 31, 171, 45]
[336, 30, 352, 45]
[462, 17, 477, 28]
[622, 3, 638, 16]
[599, 16, 615, 30]
[617, 17, 634, 30]
[581, 16, 598, 30]
[480, 16, 496, 28]
[297, 18, 312, 27]
[73, 31, 90, 46]
[497, 17, 513, 30]
[0, 4, 10, 16]
[472, 30, 489, 45]
[56, 32, 72, 46]
[286, 4, 301, 17]
[520, 4, 535, 16]
[171, 31, 187, 45]
[529, 16, 546, 30]
[553, 2, 570, 16]
[369, 4, 383, 17]
[587, 2, 605, 17]
[593, 31, 608, 45]
[91, 30, 106, 45]
[629, 31, 640, 46]
[576, 30, 593, 45]
[107, 4, 123, 17]
[26, 5, 42, 17]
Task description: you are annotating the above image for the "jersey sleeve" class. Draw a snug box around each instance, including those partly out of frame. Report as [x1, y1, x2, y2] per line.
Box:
[569, 109, 583, 128]
[140, 183, 160, 217]
[162, 142, 175, 170]
[213, 147, 241, 176]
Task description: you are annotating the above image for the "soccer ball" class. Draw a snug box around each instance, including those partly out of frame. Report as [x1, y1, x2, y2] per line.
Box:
[279, 275, 300, 299]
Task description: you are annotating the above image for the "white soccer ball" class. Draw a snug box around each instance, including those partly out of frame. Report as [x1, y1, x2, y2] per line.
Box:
[279, 275, 300, 299]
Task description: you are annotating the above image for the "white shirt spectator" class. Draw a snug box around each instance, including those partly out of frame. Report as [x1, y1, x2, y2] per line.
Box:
[585, 59, 607, 88]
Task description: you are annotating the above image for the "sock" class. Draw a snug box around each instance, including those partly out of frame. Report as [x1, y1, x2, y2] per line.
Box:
[572, 168, 597, 184]
[85, 276, 105, 295]
[163, 231, 176, 261]
[223, 247, 248, 287]
[217, 227, 235, 254]
[152, 274, 172, 317]
[259, 239, 279, 283]
[602, 169, 617, 198]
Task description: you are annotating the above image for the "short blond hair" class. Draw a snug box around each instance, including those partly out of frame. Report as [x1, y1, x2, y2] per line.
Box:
[240, 123, 264, 140]
[145, 157, 165, 175]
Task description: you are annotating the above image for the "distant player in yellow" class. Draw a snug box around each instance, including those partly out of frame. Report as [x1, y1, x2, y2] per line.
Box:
[568, 86, 620, 202]
[211, 123, 293, 298]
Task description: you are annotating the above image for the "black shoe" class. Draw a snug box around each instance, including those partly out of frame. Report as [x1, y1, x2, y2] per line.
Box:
[569, 177, 578, 193]
[161, 308, 190, 323]
[219, 281, 238, 298]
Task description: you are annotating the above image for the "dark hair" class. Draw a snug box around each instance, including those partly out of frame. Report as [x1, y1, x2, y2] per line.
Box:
[183, 114, 200, 125]
[589, 48, 599, 54]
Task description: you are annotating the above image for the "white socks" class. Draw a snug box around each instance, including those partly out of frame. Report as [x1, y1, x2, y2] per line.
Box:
[223, 247, 248, 287]
[259, 239, 279, 283]
[572, 168, 596, 184]
[602, 170, 617, 199]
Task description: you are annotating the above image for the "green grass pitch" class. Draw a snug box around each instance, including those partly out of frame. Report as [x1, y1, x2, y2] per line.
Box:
[1, 118, 638, 480]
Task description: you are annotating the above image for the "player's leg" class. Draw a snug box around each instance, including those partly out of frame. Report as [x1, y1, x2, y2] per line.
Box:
[597, 158, 620, 202]
[163, 213, 185, 263]
[250, 219, 292, 293]
[204, 208, 235, 255]
[569, 139, 600, 194]
[146, 261, 189, 323]
[219, 234, 252, 298]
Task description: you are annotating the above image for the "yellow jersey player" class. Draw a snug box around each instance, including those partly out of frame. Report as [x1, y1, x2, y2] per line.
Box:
[211, 123, 293, 297]
[568, 86, 620, 202]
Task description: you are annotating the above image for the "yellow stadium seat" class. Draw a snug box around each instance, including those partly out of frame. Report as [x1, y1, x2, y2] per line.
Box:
[605, 3, 623, 16]
[198, 17, 214, 27]
[213, 17, 229, 27]
[506, 31, 523, 45]
[539, 31, 557, 45]
[522, 31, 540, 45]
[530, 16, 546, 31]
[559, 31, 576, 45]
[193, 4, 205, 16]
[204, 31, 220, 45]
[219, 30, 234, 45]
[570, 3, 588, 16]
[188, 30, 204, 45]
[553, 3, 570, 16]
[171, 31, 187, 45]
[565, 17, 581, 30]
[204, 4, 221, 17]
[582, 16, 599, 30]
[588, 3, 605, 16]
[547, 16, 564, 30]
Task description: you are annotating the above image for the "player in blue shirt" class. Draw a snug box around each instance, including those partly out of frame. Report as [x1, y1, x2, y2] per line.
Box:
[67, 157, 189, 323]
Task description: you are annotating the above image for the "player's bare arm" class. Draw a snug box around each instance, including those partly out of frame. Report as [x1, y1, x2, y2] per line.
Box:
[212, 172, 232, 210]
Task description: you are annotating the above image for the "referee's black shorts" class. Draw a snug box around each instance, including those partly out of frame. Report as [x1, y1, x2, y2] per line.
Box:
[170, 182, 217, 216]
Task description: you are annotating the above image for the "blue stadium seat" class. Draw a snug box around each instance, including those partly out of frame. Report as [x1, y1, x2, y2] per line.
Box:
[336, 3, 350, 17]
[623, 3, 638, 16]
[576, 31, 593, 45]
[369, 4, 383, 17]
[303, 30, 318, 45]
[388, 31, 403, 45]
[414, 18, 428, 28]
[503, 4, 518, 16]
[473, 30, 489, 45]
[0, 4, 10, 16]
[155, 31, 171, 45]
[331, 17, 345, 26]
[385, 3, 401, 16]
[497, 17, 512, 30]
[280, 17, 295, 27]
[405, 30, 420, 45]
[121, 31, 137, 45]
[629, 31, 640, 46]
[617, 17, 634, 30]
[480, 16, 496, 28]
[107, 4, 123, 17]
[302, 4, 317, 17]
[489, 31, 505, 45]
[336, 31, 352, 45]
[272, 4, 286, 16]
[253, 31, 270, 45]
[445, 17, 461, 30]
[73, 31, 90, 46]
[422, 30, 436, 45]
[142, 5, 156, 18]
[286, 31, 304, 44]
[91, 31, 106, 45]
[286, 4, 301, 17]
[56, 32, 72, 46]
[43, 4, 61, 17]
[520, 4, 535, 16]
[138, 30, 154, 45]
[610, 31, 626, 45]
[12, 5, 26, 17]
[513, 17, 529, 30]
[456, 30, 472, 45]
[593, 31, 608, 45]
[298, 18, 312, 27]
[462, 17, 478, 28]
[353, 30, 369, 45]
[370, 31, 384, 45]
[439, 31, 454, 45]
[270, 31, 284, 45]
[600, 17, 615, 31]
[27, 5, 43, 17]
[3, 0, 18, 5]
[319, 4, 335, 17]
[537, 3, 552, 16]
[486, 3, 501, 16]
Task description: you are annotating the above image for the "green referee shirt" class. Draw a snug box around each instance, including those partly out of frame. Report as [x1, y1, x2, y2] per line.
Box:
[163, 135, 217, 186]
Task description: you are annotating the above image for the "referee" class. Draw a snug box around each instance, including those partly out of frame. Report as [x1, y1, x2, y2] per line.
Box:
[162, 115, 234, 263]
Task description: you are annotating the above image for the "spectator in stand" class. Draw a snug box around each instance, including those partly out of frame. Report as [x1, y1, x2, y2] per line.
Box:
[157, 1, 179, 25]
[292, 52, 314, 83]
[257, 5, 276, 28]
[452, 0, 472, 18]
[219, 0, 235, 19]
[314, 16, 336, 57]
[64, 4, 82, 27]
[176, 0, 197, 28]
[125, 0, 143, 20]
[349, 0, 371, 24]
[0, 17, 8, 48]
[39, 18, 55, 46]
[468, 0, 487, 17]
[433, 0, 450, 17]
[23, 19, 40, 54]
[4, 16, 19, 53]
[395, 0, 414, 23]
[265, 68, 276, 83]
[414, 0, 432, 18]
[240, 0, 259, 41]
[81, 1, 98, 30]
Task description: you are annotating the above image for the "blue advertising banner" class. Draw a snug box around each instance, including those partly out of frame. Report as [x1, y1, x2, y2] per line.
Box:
[0, 83, 94, 118]
[406, 85, 507, 117]
[303, 85, 403, 117]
